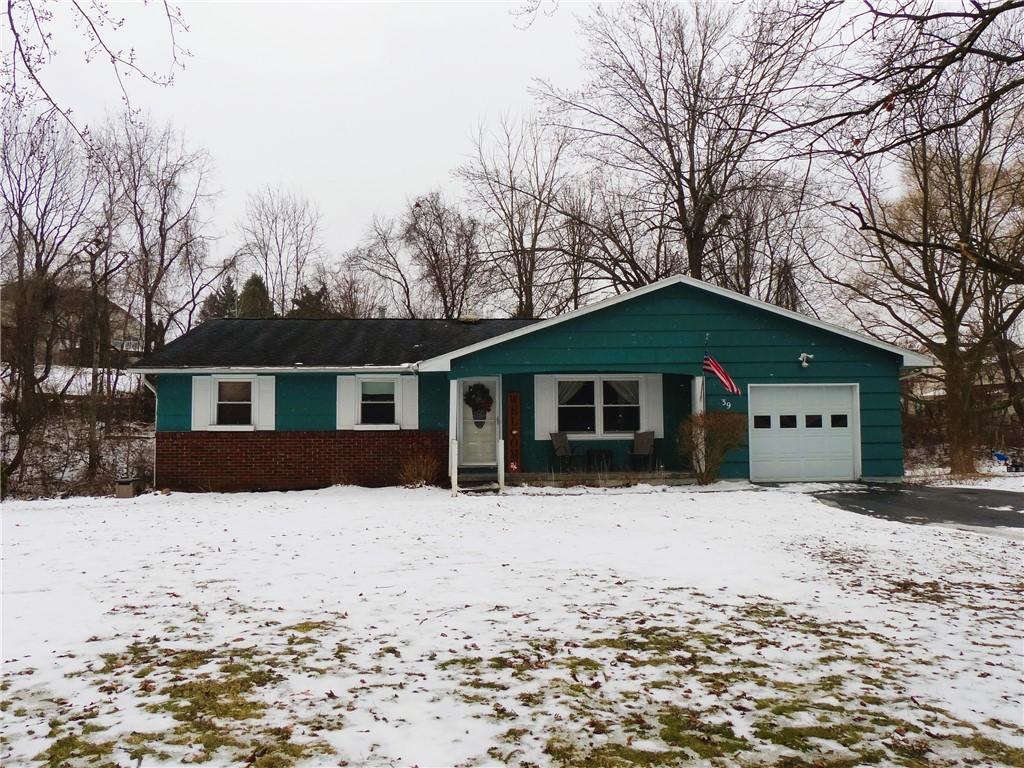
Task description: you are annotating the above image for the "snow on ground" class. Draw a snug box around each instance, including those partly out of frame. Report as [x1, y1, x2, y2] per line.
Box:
[943, 473, 1024, 492]
[2, 486, 1022, 767]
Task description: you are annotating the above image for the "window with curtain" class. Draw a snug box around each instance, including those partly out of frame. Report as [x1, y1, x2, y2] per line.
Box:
[602, 379, 640, 432]
[216, 380, 252, 425]
[557, 380, 596, 432]
[360, 380, 396, 424]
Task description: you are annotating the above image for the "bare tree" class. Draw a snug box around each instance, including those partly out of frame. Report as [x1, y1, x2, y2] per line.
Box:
[403, 192, 487, 319]
[458, 118, 570, 318]
[785, 1, 1024, 160]
[105, 113, 218, 354]
[3, 0, 189, 134]
[313, 262, 387, 319]
[824, 60, 1024, 473]
[79, 146, 131, 479]
[0, 107, 95, 482]
[349, 193, 487, 319]
[707, 170, 826, 312]
[348, 217, 421, 318]
[540, 1, 815, 281]
[563, 174, 684, 292]
[238, 186, 324, 316]
[548, 181, 600, 312]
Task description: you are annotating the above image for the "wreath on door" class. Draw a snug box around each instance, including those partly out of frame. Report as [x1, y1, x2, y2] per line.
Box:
[464, 383, 494, 429]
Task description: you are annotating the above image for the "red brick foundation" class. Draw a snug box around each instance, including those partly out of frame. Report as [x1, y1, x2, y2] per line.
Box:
[155, 430, 449, 492]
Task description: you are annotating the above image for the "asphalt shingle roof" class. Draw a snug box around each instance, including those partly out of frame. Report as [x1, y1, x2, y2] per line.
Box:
[132, 317, 539, 369]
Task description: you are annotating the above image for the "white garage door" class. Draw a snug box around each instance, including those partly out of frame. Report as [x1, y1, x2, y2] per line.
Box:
[748, 385, 859, 482]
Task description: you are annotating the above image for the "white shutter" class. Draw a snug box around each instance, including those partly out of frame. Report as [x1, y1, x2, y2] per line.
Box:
[534, 375, 556, 440]
[401, 376, 419, 429]
[191, 376, 211, 430]
[642, 374, 664, 437]
[256, 376, 276, 430]
[337, 376, 356, 429]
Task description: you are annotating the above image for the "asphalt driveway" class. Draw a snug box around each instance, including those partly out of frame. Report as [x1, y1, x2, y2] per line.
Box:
[814, 484, 1024, 537]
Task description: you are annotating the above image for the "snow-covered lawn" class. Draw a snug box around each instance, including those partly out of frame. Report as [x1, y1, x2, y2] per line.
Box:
[2, 486, 1021, 767]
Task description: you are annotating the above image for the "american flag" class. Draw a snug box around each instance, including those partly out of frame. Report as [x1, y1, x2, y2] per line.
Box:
[703, 353, 741, 396]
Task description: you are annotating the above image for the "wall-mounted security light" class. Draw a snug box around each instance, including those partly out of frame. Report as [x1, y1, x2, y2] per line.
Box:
[798, 352, 814, 368]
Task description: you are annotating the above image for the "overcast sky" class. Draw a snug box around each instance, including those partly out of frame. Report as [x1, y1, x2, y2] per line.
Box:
[44, 2, 585, 263]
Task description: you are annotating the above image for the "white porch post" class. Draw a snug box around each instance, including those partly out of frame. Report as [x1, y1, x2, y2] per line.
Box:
[449, 378, 459, 496]
[497, 439, 505, 492]
[692, 375, 706, 473]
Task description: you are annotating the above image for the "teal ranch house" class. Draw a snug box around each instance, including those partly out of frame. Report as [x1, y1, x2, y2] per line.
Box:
[133, 277, 933, 492]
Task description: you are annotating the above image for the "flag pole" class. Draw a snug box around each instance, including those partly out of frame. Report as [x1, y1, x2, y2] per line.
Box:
[703, 333, 709, 416]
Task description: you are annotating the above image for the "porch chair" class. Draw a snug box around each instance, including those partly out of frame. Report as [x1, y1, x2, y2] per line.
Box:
[629, 430, 656, 471]
[550, 432, 583, 473]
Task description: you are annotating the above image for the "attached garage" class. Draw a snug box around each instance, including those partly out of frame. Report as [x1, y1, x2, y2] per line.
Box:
[748, 384, 859, 482]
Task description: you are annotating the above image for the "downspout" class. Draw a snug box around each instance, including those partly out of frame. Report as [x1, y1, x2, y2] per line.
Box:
[143, 374, 157, 490]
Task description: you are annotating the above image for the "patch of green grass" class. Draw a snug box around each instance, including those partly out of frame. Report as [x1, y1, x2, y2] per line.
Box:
[952, 734, 1024, 766]
[558, 657, 603, 675]
[516, 691, 544, 707]
[150, 663, 282, 723]
[658, 706, 748, 758]
[439, 656, 483, 670]
[544, 737, 688, 767]
[753, 720, 867, 752]
[168, 648, 215, 670]
[283, 620, 333, 634]
[464, 677, 509, 691]
[245, 726, 335, 768]
[121, 731, 173, 763]
[35, 734, 116, 768]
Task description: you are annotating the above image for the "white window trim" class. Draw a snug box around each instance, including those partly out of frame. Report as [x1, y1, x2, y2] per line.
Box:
[554, 374, 645, 440]
[354, 374, 402, 430]
[208, 374, 258, 431]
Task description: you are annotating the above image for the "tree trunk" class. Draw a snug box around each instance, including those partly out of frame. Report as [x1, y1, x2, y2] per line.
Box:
[944, 366, 977, 475]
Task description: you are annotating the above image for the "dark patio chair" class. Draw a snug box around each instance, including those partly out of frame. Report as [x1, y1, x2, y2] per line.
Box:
[629, 430, 656, 471]
[550, 432, 582, 473]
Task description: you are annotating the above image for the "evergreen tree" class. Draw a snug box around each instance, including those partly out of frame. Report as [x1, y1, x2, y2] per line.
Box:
[198, 275, 239, 322]
[237, 273, 275, 318]
[287, 281, 334, 318]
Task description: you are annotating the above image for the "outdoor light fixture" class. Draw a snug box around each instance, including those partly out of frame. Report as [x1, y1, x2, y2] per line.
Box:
[798, 352, 814, 368]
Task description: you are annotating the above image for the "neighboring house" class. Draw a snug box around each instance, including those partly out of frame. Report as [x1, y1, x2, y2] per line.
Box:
[132, 276, 933, 491]
[0, 285, 145, 368]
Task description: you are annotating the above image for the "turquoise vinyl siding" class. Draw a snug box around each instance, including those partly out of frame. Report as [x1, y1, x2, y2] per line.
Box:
[450, 282, 905, 478]
[155, 374, 193, 431]
[275, 374, 336, 431]
[418, 372, 450, 431]
[155, 372, 451, 433]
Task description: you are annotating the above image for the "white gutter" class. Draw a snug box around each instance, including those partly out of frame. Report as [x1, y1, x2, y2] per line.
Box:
[132, 364, 417, 375]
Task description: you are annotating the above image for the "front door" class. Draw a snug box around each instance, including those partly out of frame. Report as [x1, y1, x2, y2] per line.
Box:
[459, 377, 499, 466]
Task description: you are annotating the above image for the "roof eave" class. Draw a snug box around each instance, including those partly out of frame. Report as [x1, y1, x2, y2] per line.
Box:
[132, 364, 417, 375]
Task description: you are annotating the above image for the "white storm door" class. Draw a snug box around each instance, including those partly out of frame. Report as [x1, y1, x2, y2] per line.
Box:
[459, 377, 499, 466]
[748, 384, 859, 482]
